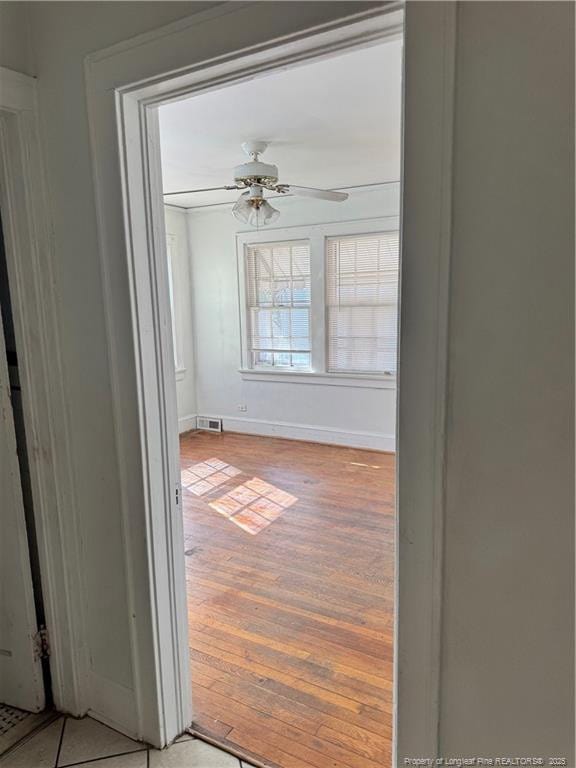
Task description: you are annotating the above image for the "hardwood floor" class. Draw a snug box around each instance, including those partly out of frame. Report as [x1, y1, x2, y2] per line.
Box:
[180, 431, 395, 768]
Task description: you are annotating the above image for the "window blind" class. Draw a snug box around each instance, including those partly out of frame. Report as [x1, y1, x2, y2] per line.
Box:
[245, 240, 311, 370]
[326, 231, 399, 375]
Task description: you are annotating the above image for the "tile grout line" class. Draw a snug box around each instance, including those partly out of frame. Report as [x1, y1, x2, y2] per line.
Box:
[53, 715, 150, 768]
[0, 711, 61, 761]
[58, 746, 148, 768]
[53, 717, 67, 768]
[7, 714, 247, 768]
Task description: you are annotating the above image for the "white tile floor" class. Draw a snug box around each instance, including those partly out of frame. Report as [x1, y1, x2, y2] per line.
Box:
[0, 716, 257, 768]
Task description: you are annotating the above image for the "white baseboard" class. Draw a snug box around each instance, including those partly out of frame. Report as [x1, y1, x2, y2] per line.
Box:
[220, 415, 395, 452]
[87, 673, 139, 741]
[178, 414, 197, 434]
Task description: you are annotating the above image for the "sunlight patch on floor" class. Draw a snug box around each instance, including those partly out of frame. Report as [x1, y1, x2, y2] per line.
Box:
[210, 478, 298, 534]
[180, 458, 298, 534]
[181, 458, 242, 496]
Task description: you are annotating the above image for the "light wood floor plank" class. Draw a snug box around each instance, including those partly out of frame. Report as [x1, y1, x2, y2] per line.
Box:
[181, 431, 394, 767]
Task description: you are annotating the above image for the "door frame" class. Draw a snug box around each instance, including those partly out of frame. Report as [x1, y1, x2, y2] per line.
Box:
[0, 67, 87, 715]
[85, 1, 456, 758]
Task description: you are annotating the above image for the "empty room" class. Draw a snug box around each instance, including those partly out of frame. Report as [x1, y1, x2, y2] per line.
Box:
[1, 3, 572, 768]
[159, 38, 401, 768]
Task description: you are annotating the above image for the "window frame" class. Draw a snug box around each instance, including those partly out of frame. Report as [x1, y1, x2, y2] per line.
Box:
[165, 232, 186, 381]
[237, 216, 399, 385]
[243, 238, 313, 372]
[325, 229, 400, 377]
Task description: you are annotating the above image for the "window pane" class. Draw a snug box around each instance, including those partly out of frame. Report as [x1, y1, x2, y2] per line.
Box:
[291, 308, 309, 339]
[273, 351, 291, 368]
[257, 282, 273, 306]
[292, 281, 311, 306]
[272, 282, 291, 306]
[252, 351, 273, 367]
[291, 352, 311, 369]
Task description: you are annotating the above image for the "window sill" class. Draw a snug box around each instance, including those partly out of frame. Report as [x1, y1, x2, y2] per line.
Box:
[239, 369, 396, 390]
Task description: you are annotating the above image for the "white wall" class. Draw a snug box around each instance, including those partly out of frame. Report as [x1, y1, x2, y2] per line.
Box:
[164, 206, 197, 431]
[0, 3, 34, 76]
[437, 1, 574, 759]
[185, 184, 398, 451]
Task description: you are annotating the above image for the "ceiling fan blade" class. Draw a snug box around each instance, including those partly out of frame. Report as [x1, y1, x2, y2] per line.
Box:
[284, 185, 349, 202]
[163, 185, 241, 197]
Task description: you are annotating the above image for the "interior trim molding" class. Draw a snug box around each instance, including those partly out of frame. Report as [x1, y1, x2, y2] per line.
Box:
[87, 673, 138, 740]
[238, 369, 396, 390]
[178, 414, 198, 434]
[220, 415, 395, 452]
[394, 3, 457, 760]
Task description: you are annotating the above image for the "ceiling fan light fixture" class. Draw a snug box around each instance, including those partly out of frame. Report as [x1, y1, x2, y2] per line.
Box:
[232, 187, 280, 227]
[232, 191, 252, 224]
[249, 199, 280, 227]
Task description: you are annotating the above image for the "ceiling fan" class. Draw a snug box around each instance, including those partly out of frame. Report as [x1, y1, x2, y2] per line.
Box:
[163, 141, 349, 227]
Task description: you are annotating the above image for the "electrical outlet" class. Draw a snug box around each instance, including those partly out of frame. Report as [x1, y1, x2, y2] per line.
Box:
[237, 404, 247, 412]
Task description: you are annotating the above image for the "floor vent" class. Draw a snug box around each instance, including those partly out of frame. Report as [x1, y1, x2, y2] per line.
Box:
[197, 416, 222, 432]
[0, 706, 29, 737]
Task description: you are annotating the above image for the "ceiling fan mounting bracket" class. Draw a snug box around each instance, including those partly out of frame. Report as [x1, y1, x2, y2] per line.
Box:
[241, 140, 268, 160]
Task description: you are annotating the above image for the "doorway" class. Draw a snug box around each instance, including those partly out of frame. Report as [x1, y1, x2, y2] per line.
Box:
[157, 36, 400, 767]
[87, 0, 455, 756]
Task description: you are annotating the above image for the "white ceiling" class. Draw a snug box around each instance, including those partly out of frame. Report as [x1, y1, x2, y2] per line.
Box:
[159, 39, 402, 208]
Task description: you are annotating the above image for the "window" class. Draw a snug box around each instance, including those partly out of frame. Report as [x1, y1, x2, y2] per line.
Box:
[245, 240, 311, 370]
[326, 232, 399, 374]
[239, 221, 399, 382]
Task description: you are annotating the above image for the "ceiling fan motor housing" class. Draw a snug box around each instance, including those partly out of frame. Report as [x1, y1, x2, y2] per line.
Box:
[233, 160, 279, 188]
